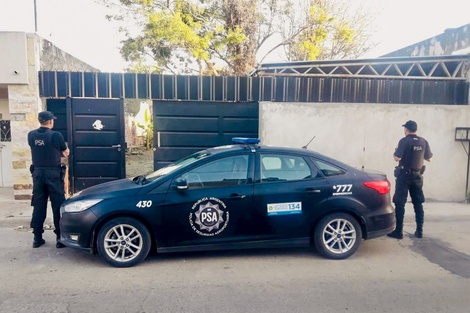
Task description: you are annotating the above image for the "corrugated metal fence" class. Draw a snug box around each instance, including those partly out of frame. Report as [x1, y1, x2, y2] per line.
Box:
[39, 55, 469, 105]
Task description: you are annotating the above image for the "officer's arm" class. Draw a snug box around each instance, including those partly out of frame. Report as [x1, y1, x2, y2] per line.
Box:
[425, 157, 432, 163]
[393, 139, 405, 163]
[62, 148, 70, 157]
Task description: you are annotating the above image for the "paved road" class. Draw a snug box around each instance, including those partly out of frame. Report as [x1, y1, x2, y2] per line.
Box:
[1, 195, 469, 313]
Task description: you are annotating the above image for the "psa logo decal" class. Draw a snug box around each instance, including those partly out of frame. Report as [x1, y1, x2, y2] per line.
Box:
[189, 197, 229, 236]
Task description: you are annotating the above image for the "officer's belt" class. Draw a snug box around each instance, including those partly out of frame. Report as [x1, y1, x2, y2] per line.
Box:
[404, 168, 420, 174]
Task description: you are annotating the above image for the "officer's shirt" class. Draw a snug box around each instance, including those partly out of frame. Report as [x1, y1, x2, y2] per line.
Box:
[394, 134, 432, 170]
[28, 127, 67, 167]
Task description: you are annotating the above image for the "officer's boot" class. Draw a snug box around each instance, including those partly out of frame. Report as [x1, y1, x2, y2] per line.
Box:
[414, 205, 424, 238]
[414, 224, 423, 238]
[387, 225, 403, 239]
[388, 205, 404, 239]
[32, 232, 45, 248]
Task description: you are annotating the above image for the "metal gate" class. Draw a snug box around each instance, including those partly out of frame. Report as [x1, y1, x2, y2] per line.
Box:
[47, 98, 126, 193]
[153, 101, 259, 169]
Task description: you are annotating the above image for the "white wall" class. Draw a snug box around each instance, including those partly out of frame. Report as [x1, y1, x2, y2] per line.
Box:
[0, 97, 13, 187]
[260, 102, 470, 202]
[0, 32, 28, 84]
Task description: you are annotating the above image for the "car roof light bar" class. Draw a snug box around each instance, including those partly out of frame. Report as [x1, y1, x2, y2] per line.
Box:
[232, 137, 260, 145]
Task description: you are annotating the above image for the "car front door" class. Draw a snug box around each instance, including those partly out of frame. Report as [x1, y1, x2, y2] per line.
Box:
[252, 153, 331, 240]
[161, 153, 256, 248]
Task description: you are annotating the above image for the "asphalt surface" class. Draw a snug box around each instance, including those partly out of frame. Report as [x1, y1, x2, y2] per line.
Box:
[1, 187, 470, 313]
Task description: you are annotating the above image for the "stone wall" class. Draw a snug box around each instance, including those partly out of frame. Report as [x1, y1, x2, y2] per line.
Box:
[7, 33, 99, 200]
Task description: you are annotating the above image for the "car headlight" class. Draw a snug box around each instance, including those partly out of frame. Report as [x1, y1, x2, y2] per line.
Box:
[63, 199, 102, 213]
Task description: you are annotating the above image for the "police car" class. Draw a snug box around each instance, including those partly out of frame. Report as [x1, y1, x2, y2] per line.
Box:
[59, 138, 395, 267]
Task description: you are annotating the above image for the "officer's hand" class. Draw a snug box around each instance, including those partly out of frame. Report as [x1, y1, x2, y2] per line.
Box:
[62, 148, 70, 157]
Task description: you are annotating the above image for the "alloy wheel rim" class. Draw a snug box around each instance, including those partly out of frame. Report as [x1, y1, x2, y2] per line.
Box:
[322, 218, 356, 254]
[104, 224, 143, 262]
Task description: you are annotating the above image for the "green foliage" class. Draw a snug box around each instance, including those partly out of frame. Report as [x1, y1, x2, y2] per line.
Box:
[135, 103, 153, 149]
[100, 0, 374, 75]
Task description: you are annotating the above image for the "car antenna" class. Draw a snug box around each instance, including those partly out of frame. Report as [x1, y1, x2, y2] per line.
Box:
[302, 136, 316, 149]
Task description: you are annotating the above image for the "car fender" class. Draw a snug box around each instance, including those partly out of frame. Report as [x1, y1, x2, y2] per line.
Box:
[89, 207, 159, 254]
[312, 196, 368, 236]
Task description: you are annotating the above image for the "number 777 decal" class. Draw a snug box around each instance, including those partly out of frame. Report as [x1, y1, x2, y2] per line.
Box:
[332, 184, 353, 195]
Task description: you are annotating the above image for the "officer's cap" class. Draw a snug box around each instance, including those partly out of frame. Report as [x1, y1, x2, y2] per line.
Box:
[402, 120, 417, 132]
[38, 111, 57, 123]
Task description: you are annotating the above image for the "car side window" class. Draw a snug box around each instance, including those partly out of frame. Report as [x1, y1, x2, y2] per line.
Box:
[260, 154, 313, 182]
[181, 155, 249, 188]
[313, 159, 346, 177]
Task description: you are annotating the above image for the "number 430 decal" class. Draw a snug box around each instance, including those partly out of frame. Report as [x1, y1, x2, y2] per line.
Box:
[136, 200, 152, 208]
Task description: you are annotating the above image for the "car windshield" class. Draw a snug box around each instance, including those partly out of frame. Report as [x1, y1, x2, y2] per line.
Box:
[143, 150, 211, 183]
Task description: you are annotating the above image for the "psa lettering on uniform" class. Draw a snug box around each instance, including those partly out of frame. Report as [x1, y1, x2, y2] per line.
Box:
[35, 140, 45, 146]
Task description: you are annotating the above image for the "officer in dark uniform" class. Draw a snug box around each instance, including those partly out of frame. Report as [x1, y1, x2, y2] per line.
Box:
[388, 120, 432, 239]
[28, 111, 70, 248]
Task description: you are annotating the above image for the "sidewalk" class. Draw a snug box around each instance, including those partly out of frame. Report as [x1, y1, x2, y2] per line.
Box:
[0, 187, 54, 229]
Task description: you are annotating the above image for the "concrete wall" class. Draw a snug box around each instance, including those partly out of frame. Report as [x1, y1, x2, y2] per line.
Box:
[0, 32, 28, 84]
[383, 23, 470, 57]
[260, 102, 470, 202]
[39, 37, 99, 72]
[0, 93, 13, 187]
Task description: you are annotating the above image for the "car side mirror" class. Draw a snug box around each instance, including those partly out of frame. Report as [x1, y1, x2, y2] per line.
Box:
[174, 177, 188, 190]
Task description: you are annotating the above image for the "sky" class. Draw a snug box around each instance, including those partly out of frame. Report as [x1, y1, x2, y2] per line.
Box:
[0, 0, 469, 73]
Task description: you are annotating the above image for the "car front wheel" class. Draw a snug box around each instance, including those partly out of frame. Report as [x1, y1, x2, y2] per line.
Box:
[314, 213, 362, 259]
[97, 217, 151, 267]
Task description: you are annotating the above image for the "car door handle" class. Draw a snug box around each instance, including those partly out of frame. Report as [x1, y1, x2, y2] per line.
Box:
[111, 144, 121, 148]
[227, 193, 246, 200]
[305, 188, 321, 193]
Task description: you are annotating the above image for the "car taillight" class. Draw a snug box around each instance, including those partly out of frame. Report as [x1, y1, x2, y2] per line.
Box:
[363, 180, 390, 194]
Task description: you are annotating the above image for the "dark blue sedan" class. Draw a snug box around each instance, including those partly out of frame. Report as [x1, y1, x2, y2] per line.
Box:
[60, 138, 395, 267]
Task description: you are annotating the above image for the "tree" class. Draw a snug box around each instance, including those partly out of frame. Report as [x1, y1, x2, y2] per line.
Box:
[276, 0, 373, 62]
[99, 0, 374, 75]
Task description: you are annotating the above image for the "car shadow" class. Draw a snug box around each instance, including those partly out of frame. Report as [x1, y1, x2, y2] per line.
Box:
[146, 246, 320, 264]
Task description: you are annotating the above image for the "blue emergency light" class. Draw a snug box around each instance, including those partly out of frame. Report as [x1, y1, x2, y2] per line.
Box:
[232, 137, 260, 145]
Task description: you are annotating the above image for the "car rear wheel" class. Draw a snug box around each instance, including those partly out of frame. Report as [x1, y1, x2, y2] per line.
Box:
[313, 213, 362, 259]
[97, 217, 151, 267]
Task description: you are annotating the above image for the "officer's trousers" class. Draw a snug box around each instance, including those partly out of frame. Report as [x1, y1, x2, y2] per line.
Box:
[30, 169, 65, 238]
[392, 171, 425, 231]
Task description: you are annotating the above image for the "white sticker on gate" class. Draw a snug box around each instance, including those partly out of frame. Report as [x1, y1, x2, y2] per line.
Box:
[267, 202, 302, 216]
[92, 119, 105, 130]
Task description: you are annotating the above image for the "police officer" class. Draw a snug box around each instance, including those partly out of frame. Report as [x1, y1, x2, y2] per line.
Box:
[28, 111, 70, 248]
[388, 120, 432, 239]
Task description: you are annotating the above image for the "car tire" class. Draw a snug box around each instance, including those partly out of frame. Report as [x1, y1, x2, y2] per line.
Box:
[97, 217, 151, 267]
[313, 212, 362, 260]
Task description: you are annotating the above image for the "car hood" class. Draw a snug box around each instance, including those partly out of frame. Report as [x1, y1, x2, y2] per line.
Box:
[70, 178, 141, 200]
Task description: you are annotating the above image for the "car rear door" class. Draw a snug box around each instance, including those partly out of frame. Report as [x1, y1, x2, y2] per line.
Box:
[252, 152, 331, 240]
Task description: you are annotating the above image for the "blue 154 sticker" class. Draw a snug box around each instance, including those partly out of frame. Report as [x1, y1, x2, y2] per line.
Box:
[267, 202, 302, 216]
